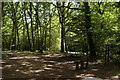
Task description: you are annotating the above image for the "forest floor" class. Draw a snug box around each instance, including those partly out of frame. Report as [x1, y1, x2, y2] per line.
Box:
[1, 51, 120, 80]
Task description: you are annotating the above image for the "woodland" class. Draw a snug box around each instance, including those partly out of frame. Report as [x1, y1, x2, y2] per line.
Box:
[1, 2, 120, 80]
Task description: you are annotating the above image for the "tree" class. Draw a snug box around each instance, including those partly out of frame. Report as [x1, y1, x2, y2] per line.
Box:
[2, 2, 120, 61]
[28, 2, 34, 51]
[23, 2, 32, 51]
[83, 2, 96, 60]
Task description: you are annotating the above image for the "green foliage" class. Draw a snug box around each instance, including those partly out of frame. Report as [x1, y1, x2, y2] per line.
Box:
[1, 2, 120, 60]
[0, 52, 8, 58]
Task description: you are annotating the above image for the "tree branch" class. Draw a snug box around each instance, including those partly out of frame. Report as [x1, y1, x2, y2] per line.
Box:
[49, 2, 82, 10]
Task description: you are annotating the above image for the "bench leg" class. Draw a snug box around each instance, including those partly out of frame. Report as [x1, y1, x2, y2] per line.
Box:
[81, 62, 84, 69]
[76, 63, 79, 69]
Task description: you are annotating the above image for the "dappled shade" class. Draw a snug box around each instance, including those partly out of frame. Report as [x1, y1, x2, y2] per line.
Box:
[2, 52, 120, 79]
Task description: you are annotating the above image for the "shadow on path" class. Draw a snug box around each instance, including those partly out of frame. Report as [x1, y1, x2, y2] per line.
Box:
[1, 52, 120, 80]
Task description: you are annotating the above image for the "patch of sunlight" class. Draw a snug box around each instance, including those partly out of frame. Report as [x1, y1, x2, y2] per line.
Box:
[64, 61, 72, 64]
[0, 67, 2, 69]
[28, 78, 36, 80]
[29, 67, 33, 69]
[91, 69, 98, 71]
[24, 56, 39, 59]
[9, 57, 24, 59]
[56, 62, 62, 65]
[8, 52, 14, 54]
[21, 62, 31, 66]
[82, 77, 103, 80]
[34, 69, 44, 73]
[55, 61, 72, 67]
[112, 75, 119, 78]
[111, 75, 119, 80]
[56, 74, 62, 78]
[21, 63, 26, 66]
[42, 60, 47, 62]
[44, 67, 52, 70]
[44, 54, 52, 57]
[26, 65, 32, 67]
[49, 61, 55, 63]
[76, 74, 95, 78]
[21, 70, 35, 74]
[34, 59, 39, 61]
[5, 65, 12, 68]
[16, 69, 19, 71]
[9, 55, 39, 59]
[47, 65, 53, 67]
[21, 71, 29, 74]
[1, 61, 5, 63]
[76, 75, 82, 78]
[85, 74, 95, 77]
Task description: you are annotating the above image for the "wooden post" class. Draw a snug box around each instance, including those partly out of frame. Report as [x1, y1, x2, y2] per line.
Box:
[105, 46, 107, 63]
[74, 61, 79, 70]
[105, 50, 107, 63]
[85, 50, 89, 68]
[107, 44, 110, 62]
[106, 44, 110, 62]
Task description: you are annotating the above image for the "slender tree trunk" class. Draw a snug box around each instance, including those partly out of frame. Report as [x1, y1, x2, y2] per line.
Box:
[23, 4, 32, 51]
[10, 3, 17, 50]
[57, 2, 65, 53]
[15, 3, 20, 50]
[35, 3, 43, 52]
[22, 17, 25, 50]
[1, 2, 5, 50]
[84, 2, 96, 60]
[10, 23, 15, 50]
[16, 23, 20, 50]
[65, 37, 68, 53]
[39, 19, 43, 52]
[61, 24, 65, 53]
[49, 8, 52, 51]
[21, 6, 25, 51]
[43, 5, 47, 51]
[44, 26, 47, 51]
[36, 5, 39, 50]
[61, 2, 65, 53]
[29, 2, 34, 51]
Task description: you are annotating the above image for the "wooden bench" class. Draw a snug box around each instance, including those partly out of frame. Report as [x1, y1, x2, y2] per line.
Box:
[74, 60, 84, 70]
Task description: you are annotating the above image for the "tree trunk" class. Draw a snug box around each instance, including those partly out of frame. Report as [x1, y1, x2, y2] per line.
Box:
[65, 36, 68, 53]
[16, 22, 20, 50]
[10, 3, 17, 50]
[44, 27, 47, 51]
[49, 7, 52, 51]
[84, 2, 96, 60]
[57, 2, 65, 53]
[29, 2, 34, 51]
[15, 3, 20, 50]
[35, 3, 43, 52]
[23, 3, 32, 51]
[21, 5, 25, 51]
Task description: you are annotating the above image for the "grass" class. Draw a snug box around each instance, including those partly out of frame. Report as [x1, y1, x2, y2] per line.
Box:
[104, 59, 120, 69]
[114, 71, 120, 77]
[0, 52, 8, 58]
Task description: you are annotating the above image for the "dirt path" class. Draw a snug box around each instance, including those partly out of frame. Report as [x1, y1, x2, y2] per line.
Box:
[1, 52, 120, 80]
